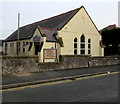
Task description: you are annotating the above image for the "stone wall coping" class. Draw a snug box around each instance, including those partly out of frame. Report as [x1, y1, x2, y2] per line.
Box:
[1, 55, 38, 59]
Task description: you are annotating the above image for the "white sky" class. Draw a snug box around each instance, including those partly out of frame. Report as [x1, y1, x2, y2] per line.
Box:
[0, 0, 119, 39]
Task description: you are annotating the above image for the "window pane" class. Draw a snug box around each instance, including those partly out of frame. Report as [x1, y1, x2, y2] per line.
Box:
[81, 50, 85, 54]
[26, 41, 28, 44]
[81, 35, 85, 42]
[88, 44, 91, 48]
[23, 48, 25, 52]
[81, 44, 85, 48]
[23, 42, 25, 46]
[88, 50, 91, 54]
[74, 43, 77, 48]
[74, 50, 77, 55]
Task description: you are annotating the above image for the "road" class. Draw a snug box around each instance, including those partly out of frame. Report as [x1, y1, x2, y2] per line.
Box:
[2, 72, 119, 102]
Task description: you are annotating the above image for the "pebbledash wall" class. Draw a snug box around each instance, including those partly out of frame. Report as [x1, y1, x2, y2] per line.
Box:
[1, 55, 120, 75]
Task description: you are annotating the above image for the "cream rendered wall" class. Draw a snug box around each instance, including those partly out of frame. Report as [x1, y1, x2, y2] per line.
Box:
[30, 28, 42, 56]
[22, 39, 33, 56]
[58, 7, 104, 56]
[3, 39, 32, 56]
[38, 40, 58, 62]
[33, 28, 58, 62]
[3, 41, 17, 56]
[2, 28, 42, 56]
[58, 31, 79, 55]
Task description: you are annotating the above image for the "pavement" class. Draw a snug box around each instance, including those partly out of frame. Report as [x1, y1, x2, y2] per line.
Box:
[2, 65, 120, 89]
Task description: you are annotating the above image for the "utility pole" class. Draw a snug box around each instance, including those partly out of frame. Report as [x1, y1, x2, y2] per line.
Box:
[17, 13, 20, 55]
[118, 1, 120, 27]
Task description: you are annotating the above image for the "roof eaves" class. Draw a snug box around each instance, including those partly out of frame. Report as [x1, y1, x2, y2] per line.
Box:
[4, 6, 84, 42]
[20, 6, 82, 31]
[37, 26, 46, 37]
[46, 40, 58, 42]
[39, 27, 54, 31]
[4, 37, 31, 42]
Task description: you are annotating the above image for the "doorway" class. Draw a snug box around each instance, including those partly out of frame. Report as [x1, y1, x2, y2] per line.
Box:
[34, 42, 43, 55]
[34, 43, 40, 55]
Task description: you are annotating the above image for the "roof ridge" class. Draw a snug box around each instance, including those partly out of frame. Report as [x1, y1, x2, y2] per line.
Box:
[21, 6, 82, 29]
[39, 27, 54, 31]
[5, 6, 84, 41]
[100, 24, 118, 31]
[106, 24, 117, 28]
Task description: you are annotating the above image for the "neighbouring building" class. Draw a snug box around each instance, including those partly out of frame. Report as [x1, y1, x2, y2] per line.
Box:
[99, 24, 118, 34]
[100, 24, 120, 56]
[3, 6, 104, 62]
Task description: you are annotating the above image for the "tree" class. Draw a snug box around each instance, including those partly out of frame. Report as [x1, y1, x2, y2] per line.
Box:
[101, 28, 120, 55]
[102, 28, 120, 46]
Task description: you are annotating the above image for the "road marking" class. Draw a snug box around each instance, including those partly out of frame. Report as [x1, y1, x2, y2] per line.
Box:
[1, 80, 73, 92]
[75, 71, 119, 81]
[1, 71, 119, 92]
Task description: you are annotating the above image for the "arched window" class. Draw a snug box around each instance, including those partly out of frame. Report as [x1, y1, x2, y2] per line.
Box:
[88, 39, 91, 55]
[80, 35, 85, 54]
[74, 38, 77, 55]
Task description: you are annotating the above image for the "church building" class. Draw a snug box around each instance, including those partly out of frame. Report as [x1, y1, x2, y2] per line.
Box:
[3, 6, 104, 62]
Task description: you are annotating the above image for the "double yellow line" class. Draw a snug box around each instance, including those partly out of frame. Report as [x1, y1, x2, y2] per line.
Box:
[1, 71, 119, 92]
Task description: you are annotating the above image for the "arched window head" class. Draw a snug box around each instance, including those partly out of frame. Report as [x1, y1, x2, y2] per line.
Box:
[88, 39, 91, 43]
[81, 35, 85, 42]
[74, 38, 77, 42]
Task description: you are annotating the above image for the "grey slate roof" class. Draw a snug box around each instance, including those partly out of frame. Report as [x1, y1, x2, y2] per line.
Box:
[5, 7, 81, 42]
[99, 24, 118, 35]
[40, 28, 57, 42]
[100, 24, 118, 31]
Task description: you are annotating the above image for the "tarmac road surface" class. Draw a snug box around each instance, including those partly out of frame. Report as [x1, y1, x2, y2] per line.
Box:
[2, 72, 119, 102]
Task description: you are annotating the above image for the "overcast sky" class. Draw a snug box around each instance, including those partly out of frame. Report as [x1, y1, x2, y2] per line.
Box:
[0, 0, 119, 40]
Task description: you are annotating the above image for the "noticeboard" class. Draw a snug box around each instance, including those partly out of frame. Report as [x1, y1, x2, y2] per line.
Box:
[32, 35, 43, 42]
[43, 49, 57, 59]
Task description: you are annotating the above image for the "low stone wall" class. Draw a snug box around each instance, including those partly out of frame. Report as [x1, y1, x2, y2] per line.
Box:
[1, 56, 39, 74]
[90, 56, 120, 67]
[1, 55, 120, 75]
